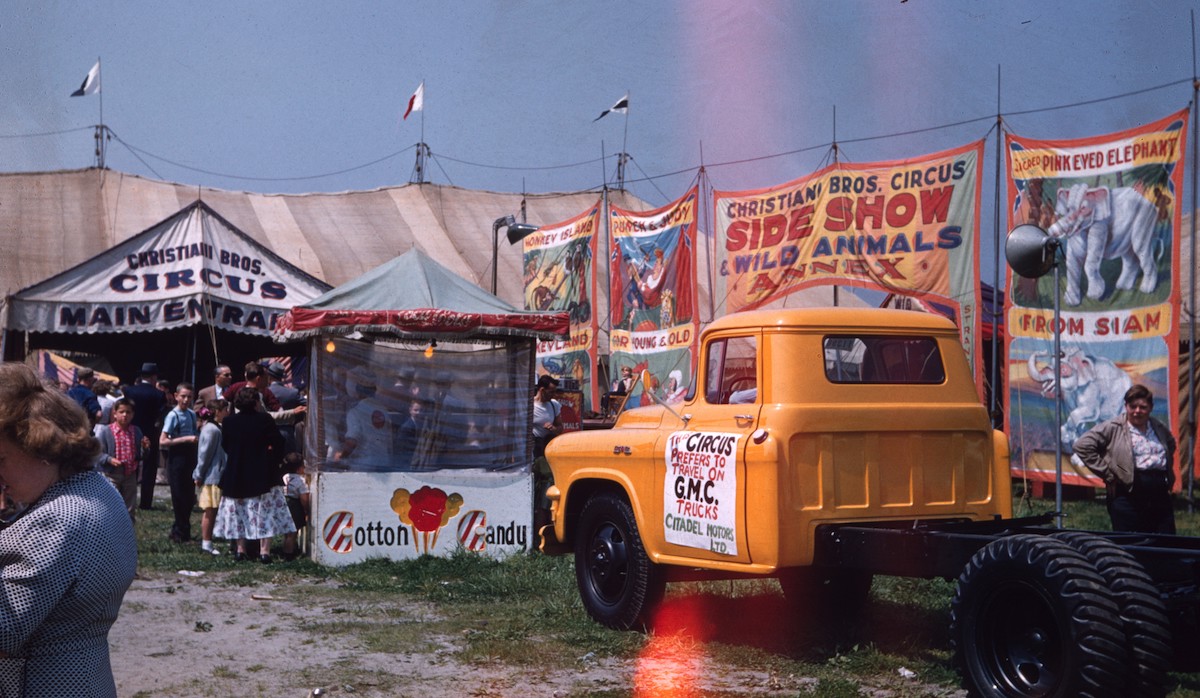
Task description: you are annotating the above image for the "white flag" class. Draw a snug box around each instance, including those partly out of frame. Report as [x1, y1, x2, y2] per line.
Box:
[593, 94, 628, 121]
[403, 81, 424, 120]
[71, 61, 100, 97]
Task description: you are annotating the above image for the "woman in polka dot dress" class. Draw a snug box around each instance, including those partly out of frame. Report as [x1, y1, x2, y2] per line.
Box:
[0, 362, 137, 697]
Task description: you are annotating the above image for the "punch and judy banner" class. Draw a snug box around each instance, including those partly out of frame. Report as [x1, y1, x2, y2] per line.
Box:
[609, 186, 699, 407]
[1004, 109, 1187, 486]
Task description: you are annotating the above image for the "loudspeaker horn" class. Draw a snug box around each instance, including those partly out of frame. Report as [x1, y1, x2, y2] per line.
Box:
[1005, 224, 1059, 279]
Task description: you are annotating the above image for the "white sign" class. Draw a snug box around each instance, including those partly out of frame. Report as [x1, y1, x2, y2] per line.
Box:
[662, 431, 739, 556]
[7, 203, 330, 335]
[311, 469, 533, 566]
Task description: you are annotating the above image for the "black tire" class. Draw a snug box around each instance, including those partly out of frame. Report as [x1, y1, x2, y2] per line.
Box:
[573, 493, 664, 630]
[778, 567, 873, 617]
[950, 534, 1129, 698]
[1052, 531, 1173, 698]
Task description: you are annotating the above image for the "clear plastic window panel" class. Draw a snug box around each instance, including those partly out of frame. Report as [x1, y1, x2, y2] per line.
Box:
[307, 337, 534, 473]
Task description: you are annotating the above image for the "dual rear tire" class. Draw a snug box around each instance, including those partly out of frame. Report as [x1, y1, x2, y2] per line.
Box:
[950, 533, 1171, 698]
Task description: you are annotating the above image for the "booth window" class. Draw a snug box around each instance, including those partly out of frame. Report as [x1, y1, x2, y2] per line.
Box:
[309, 337, 534, 473]
[823, 335, 945, 384]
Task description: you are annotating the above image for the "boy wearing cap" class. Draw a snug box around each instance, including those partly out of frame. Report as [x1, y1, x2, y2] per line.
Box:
[67, 367, 103, 426]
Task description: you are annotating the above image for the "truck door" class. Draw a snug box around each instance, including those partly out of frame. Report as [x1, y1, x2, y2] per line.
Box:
[655, 332, 758, 564]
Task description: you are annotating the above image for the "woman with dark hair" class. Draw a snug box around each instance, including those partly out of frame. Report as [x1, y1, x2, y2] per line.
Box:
[213, 387, 295, 563]
[0, 362, 137, 696]
[1074, 383, 1178, 533]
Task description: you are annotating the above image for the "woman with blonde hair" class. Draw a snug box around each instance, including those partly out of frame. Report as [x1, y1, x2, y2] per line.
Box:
[0, 362, 137, 696]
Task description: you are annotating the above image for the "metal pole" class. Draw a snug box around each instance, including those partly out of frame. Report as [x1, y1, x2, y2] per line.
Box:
[491, 218, 503, 296]
[1053, 250, 1064, 528]
[992, 65, 1002, 424]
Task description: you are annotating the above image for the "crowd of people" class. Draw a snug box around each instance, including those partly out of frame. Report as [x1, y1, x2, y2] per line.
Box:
[0, 357, 321, 693]
[66, 359, 311, 562]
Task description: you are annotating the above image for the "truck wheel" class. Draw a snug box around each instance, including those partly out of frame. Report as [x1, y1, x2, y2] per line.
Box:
[574, 493, 664, 630]
[950, 534, 1129, 698]
[779, 568, 872, 617]
[1052, 531, 1172, 697]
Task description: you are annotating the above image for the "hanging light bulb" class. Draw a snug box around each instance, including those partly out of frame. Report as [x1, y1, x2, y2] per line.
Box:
[325, 340, 336, 353]
[424, 339, 436, 359]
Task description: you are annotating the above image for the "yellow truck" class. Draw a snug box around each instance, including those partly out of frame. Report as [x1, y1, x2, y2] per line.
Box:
[542, 307, 1198, 698]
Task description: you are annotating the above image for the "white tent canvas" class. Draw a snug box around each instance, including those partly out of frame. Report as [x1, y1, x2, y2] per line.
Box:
[6, 201, 331, 336]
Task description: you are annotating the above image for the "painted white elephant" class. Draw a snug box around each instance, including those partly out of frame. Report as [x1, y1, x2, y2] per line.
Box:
[1048, 183, 1160, 306]
[1027, 347, 1131, 449]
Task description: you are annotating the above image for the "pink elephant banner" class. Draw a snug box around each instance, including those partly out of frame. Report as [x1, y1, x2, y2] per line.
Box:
[1004, 109, 1187, 487]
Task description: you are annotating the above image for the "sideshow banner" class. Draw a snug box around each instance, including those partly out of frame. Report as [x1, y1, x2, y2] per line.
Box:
[1004, 109, 1187, 486]
[609, 187, 700, 407]
[523, 203, 600, 414]
[713, 142, 985, 391]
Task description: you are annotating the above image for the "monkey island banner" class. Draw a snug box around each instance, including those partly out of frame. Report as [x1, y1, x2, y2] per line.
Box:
[523, 204, 600, 413]
[609, 187, 699, 408]
[713, 142, 985, 392]
[1004, 109, 1187, 486]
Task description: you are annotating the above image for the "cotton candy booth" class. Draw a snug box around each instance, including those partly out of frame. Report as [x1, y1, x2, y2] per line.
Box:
[274, 250, 568, 566]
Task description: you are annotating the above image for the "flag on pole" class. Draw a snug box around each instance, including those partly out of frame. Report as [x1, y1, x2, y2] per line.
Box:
[403, 81, 424, 120]
[71, 60, 101, 97]
[593, 94, 629, 121]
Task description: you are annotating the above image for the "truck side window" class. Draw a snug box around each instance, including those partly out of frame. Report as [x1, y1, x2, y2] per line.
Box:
[824, 335, 944, 384]
[705, 336, 757, 404]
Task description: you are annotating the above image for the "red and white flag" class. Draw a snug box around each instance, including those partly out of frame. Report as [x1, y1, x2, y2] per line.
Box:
[403, 81, 424, 120]
[71, 60, 100, 97]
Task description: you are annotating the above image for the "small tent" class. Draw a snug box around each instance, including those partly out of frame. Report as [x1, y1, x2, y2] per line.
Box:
[276, 249, 567, 566]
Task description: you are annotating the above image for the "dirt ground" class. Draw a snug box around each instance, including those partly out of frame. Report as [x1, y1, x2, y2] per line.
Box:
[110, 570, 839, 698]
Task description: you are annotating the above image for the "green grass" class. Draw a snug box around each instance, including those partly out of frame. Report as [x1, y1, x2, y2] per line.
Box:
[134, 489, 1200, 695]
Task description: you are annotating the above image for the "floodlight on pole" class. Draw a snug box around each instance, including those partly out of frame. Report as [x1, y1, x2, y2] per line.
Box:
[1005, 223, 1065, 528]
[491, 215, 540, 295]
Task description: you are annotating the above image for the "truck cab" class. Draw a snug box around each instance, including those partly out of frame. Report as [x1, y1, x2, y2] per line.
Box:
[541, 308, 1010, 622]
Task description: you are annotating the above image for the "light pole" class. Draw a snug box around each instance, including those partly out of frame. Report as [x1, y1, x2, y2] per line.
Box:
[491, 215, 539, 295]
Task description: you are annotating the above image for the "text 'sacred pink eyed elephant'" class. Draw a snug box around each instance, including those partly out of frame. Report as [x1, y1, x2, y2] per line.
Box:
[1027, 347, 1131, 449]
[1048, 183, 1160, 306]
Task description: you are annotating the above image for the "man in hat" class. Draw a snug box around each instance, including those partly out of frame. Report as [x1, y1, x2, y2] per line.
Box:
[334, 367, 393, 471]
[266, 362, 306, 453]
[123, 362, 167, 510]
[67, 366, 102, 426]
[411, 370, 475, 470]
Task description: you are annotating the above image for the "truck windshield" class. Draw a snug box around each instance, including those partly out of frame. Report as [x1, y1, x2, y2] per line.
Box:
[823, 335, 945, 384]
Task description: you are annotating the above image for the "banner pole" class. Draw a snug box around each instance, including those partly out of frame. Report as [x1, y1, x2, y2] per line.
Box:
[992, 65, 1003, 425]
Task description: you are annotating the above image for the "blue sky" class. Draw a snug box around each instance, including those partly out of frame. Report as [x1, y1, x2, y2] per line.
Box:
[3, 0, 1196, 278]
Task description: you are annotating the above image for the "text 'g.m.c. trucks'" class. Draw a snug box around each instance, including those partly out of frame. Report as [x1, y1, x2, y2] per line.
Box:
[540, 307, 1200, 698]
